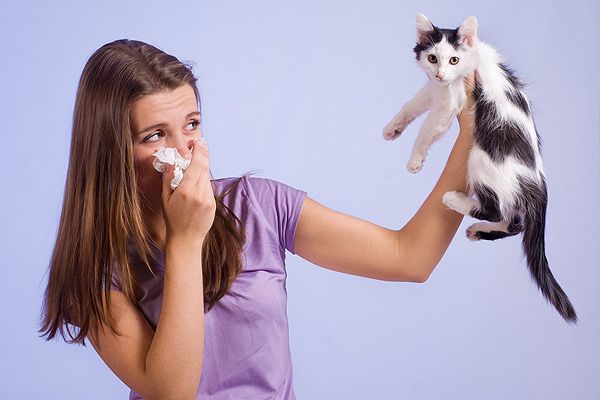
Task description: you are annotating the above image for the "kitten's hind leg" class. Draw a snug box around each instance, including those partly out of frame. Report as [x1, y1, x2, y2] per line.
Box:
[468, 184, 503, 222]
[466, 215, 523, 241]
[442, 190, 481, 216]
[383, 84, 433, 141]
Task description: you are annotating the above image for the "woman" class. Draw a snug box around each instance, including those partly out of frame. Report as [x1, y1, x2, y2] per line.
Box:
[39, 39, 475, 399]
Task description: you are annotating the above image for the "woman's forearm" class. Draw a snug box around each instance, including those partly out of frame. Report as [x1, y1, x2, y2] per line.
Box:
[145, 239, 205, 399]
[399, 128, 474, 281]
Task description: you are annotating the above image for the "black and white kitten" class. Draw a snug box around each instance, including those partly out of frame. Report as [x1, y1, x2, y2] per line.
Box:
[383, 14, 577, 323]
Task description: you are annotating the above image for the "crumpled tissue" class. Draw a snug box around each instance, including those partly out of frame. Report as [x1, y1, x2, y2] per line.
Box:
[152, 147, 191, 190]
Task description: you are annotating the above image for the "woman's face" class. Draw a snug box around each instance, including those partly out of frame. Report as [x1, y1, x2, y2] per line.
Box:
[129, 84, 202, 203]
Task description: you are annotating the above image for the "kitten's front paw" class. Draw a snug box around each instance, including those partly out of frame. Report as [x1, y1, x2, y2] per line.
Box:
[383, 120, 408, 141]
[407, 154, 424, 173]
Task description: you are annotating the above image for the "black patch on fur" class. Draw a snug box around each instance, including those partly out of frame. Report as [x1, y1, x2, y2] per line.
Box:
[516, 176, 578, 323]
[413, 24, 460, 60]
[507, 214, 524, 233]
[498, 63, 525, 90]
[470, 183, 502, 222]
[499, 63, 530, 115]
[477, 230, 512, 240]
[472, 80, 537, 168]
[505, 89, 530, 116]
[532, 119, 543, 155]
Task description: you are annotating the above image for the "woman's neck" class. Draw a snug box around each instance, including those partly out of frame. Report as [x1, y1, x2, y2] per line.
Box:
[142, 200, 167, 253]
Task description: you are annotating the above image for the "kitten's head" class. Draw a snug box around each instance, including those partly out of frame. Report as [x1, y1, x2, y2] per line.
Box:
[413, 14, 478, 85]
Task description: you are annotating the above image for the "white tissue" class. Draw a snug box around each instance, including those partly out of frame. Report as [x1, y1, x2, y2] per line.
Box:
[152, 147, 191, 190]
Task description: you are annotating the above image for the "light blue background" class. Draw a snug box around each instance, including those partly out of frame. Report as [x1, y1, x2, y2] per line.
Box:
[1, 1, 598, 399]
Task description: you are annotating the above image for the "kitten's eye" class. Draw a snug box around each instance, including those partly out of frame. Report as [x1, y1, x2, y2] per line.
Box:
[449, 57, 459, 65]
[427, 54, 437, 63]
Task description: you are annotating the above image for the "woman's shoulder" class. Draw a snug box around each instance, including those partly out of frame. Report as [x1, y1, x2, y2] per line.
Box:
[234, 175, 308, 255]
[211, 175, 292, 195]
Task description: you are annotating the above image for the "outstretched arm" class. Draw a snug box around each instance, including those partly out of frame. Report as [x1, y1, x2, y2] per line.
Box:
[397, 108, 474, 281]
[293, 74, 475, 283]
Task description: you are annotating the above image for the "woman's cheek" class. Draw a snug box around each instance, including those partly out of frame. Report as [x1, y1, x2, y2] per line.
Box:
[134, 151, 162, 190]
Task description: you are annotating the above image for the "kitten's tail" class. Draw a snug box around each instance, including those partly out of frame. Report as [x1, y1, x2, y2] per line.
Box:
[521, 178, 578, 324]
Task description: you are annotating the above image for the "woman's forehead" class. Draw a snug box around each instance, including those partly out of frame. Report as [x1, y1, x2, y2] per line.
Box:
[130, 85, 199, 130]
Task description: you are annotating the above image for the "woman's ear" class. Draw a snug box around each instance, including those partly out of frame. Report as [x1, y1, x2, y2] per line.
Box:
[416, 13, 434, 43]
[458, 16, 478, 47]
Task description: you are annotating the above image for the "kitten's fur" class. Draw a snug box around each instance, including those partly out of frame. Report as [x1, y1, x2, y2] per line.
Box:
[383, 14, 577, 323]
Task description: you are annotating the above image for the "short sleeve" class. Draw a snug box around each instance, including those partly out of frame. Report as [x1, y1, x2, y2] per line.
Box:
[109, 265, 123, 291]
[243, 176, 307, 255]
[110, 275, 122, 291]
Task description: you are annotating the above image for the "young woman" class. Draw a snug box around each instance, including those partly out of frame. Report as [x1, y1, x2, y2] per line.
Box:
[39, 39, 475, 400]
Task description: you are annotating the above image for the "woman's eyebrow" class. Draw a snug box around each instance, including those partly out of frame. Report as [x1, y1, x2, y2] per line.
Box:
[137, 111, 201, 135]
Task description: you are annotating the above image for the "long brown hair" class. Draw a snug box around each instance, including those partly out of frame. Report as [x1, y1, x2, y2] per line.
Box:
[38, 39, 253, 346]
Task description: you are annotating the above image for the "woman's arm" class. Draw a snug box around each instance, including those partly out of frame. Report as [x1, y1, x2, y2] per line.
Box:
[87, 240, 205, 400]
[398, 117, 473, 281]
[294, 74, 475, 282]
[399, 75, 476, 280]
[145, 239, 205, 398]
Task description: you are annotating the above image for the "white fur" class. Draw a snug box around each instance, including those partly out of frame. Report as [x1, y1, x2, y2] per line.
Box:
[442, 190, 480, 215]
[467, 150, 541, 219]
[383, 16, 477, 173]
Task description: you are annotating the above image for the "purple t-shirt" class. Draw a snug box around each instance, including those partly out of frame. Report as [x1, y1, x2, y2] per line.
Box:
[112, 176, 308, 400]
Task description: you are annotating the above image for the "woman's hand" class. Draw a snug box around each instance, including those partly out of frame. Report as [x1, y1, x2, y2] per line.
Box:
[161, 139, 216, 246]
[457, 71, 476, 134]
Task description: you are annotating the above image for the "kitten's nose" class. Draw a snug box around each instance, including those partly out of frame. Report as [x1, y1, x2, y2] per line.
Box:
[436, 72, 445, 80]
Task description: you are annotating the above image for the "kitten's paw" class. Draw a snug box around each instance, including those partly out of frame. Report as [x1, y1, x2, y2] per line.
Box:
[442, 190, 463, 213]
[466, 224, 481, 241]
[407, 155, 425, 173]
[383, 120, 408, 141]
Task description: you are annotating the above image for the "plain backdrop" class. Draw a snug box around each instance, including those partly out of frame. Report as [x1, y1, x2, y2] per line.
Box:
[1, 1, 598, 399]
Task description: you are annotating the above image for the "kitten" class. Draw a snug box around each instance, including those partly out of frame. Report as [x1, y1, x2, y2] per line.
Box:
[383, 14, 577, 323]
[383, 14, 477, 173]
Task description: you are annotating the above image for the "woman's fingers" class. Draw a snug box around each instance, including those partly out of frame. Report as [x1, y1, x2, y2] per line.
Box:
[160, 137, 216, 243]
[463, 70, 476, 99]
[177, 138, 209, 191]
[457, 71, 477, 131]
[161, 164, 175, 204]
[192, 141, 212, 193]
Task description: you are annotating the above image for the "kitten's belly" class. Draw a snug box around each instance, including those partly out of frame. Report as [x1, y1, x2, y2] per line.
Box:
[467, 145, 541, 216]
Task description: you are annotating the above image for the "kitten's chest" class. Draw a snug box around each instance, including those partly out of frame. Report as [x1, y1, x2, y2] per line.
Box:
[431, 83, 466, 112]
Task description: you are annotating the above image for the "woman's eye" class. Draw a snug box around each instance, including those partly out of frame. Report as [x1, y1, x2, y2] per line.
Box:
[143, 131, 163, 142]
[142, 119, 199, 143]
[186, 119, 200, 130]
[427, 54, 437, 63]
[449, 57, 459, 65]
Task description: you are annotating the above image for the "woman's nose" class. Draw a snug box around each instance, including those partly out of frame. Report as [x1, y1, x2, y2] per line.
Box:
[167, 135, 196, 158]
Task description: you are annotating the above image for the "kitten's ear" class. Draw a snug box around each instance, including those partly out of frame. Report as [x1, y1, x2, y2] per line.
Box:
[458, 16, 478, 47]
[416, 13, 434, 43]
